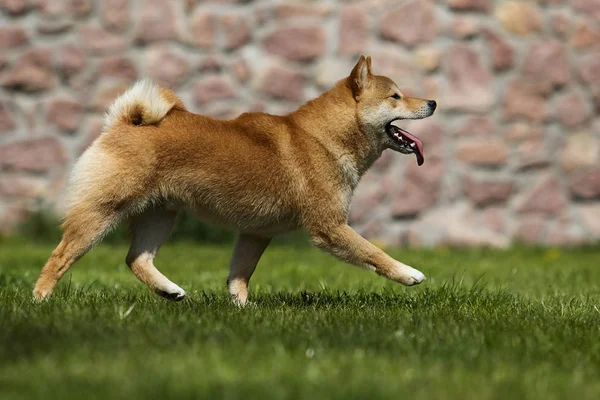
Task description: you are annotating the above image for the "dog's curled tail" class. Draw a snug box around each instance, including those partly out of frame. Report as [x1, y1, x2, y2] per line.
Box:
[104, 79, 185, 128]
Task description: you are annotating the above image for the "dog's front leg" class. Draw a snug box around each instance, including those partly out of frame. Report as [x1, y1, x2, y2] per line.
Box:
[310, 224, 425, 286]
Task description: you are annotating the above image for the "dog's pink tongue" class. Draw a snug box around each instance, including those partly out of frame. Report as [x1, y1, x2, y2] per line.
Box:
[398, 127, 424, 166]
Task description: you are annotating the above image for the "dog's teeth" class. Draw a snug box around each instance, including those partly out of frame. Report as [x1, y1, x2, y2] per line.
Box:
[410, 142, 416, 148]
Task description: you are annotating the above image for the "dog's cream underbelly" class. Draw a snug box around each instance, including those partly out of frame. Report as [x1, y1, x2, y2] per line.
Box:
[184, 201, 301, 236]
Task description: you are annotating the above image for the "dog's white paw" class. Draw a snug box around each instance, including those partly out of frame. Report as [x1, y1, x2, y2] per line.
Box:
[393, 263, 426, 286]
[404, 266, 426, 285]
[32, 288, 51, 302]
[156, 283, 186, 301]
[231, 296, 254, 307]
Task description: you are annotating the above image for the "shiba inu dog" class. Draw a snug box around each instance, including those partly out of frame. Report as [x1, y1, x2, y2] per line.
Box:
[33, 56, 437, 305]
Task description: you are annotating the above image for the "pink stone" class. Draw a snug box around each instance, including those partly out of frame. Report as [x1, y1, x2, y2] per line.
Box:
[67, 0, 91, 17]
[456, 140, 508, 166]
[260, 65, 305, 102]
[205, 107, 242, 121]
[263, 27, 326, 62]
[0, 202, 29, 233]
[455, 116, 494, 137]
[38, 0, 90, 17]
[444, 44, 493, 112]
[463, 175, 513, 206]
[195, 77, 234, 105]
[338, 5, 368, 56]
[423, 76, 440, 100]
[578, 204, 600, 238]
[578, 54, 600, 85]
[504, 122, 543, 141]
[47, 98, 83, 133]
[380, 0, 436, 46]
[547, 224, 589, 246]
[414, 47, 441, 73]
[404, 154, 444, 187]
[36, 0, 60, 15]
[446, 0, 490, 12]
[198, 56, 223, 73]
[58, 45, 87, 79]
[517, 176, 567, 215]
[2, 50, 55, 92]
[77, 116, 104, 156]
[502, 80, 549, 121]
[573, 0, 600, 20]
[390, 156, 443, 217]
[102, 0, 130, 32]
[350, 178, 386, 223]
[36, 20, 73, 35]
[249, 102, 265, 113]
[570, 19, 600, 49]
[515, 214, 546, 244]
[561, 132, 599, 173]
[185, 0, 196, 12]
[569, 168, 600, 199]
[522, 41, 570, 87]
[390, 180, 436, 217]
[135, 0, 175, 43]
[359, 220, 385, 241]
[592, 87, 600, 113]
[555, 91, 591, 127]
[482, 206, 505, 233]
[274, 4, 331, 19]
[146, 47, 190, 89]
[0, 174, 46, 199]
[496, 2, 543, 35]
[231, 58, 250, 83]
[0, 0, 34, 15]
[550, 11, 570, 37]
[410, 203, 509, 248]
[0, 137, 67, 172]
[221, 14, 252, 51]
[482, 29, 514, 71]
[78, 116, 104, 155]
[452, 17, 479, 39]
[189, 10, 217, 49]
[370, 52, 422, 95]
[516, 137, 549, 170]
[0, 100, 17, 133]
[0, 26, 28, 49]
[89, 83, 131, 112]
[80, 25, 128, 54]
[100, 56, 138, 80]
[401, 119, 444, 156]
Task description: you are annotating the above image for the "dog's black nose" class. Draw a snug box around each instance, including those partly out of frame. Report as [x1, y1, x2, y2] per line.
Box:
[428, 100, 437, 110]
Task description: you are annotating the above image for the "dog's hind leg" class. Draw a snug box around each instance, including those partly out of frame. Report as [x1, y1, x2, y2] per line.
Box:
[33, 208, 121, 301]
[227, 234, 271, 306]
[125, 207, 185, 301]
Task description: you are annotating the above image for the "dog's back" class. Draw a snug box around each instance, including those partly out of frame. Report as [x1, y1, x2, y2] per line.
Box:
[68, 80, 312, 235]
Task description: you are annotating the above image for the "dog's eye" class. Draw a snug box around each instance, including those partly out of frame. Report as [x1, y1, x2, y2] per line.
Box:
[391, 94, 401, 100]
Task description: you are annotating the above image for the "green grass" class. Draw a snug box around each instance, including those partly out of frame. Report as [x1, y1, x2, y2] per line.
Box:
[1, 238, 599, 399]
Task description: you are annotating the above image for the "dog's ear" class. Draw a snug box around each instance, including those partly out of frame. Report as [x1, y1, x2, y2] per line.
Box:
[349, 55, 372, 100]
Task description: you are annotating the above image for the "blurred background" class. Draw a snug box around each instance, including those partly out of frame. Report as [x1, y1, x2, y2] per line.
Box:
[0, 0, 598, 247]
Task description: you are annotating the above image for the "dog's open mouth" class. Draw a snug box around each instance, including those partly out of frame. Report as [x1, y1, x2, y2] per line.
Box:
[386, 123, 424, 166]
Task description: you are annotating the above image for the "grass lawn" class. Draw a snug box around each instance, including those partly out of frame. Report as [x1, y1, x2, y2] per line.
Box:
[1, 238, 599, 399]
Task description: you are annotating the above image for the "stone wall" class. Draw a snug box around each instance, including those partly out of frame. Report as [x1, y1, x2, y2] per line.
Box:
[0, 0, 599, 246]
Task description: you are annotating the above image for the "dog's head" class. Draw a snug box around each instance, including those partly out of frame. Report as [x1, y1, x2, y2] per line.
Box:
[347, 55, 437, 166]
